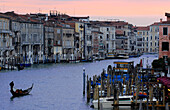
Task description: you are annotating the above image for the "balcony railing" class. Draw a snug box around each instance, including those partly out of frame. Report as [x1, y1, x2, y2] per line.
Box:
[0, 46, 14, 50]
[0, 29, 12, 34]
[22, 42, 30, 45]
[63, 46, 74, 49]
[32, 41, 41, 45]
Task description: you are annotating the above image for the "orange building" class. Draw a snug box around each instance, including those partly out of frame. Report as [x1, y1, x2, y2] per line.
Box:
[159, 13, 170, 59]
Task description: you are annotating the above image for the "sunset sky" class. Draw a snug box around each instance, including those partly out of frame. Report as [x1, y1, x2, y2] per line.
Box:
[0, 0, 169, 26]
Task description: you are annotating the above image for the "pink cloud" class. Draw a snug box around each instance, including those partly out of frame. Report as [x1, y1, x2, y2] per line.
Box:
[0, 0, 170, 16]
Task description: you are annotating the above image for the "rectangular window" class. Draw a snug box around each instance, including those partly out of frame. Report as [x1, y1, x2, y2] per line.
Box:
[57, 29, 60, 34]
[107, 34, 109, 40]
[3, 21, 6, 29]
[143, 32, 145, 35]
[0, 21, 2, 29]
[107, 28, 109, 31]
[33, 34, 38, 42]
[66, 40, 71, 47]
[58, 40, 60, 45]
[0, 34, 2, 47]
[22, 34, 26, 42]
[162, 42, 169, 51]
[163, 27, 168, 35]
[112, 34, 114, 39]
[33, 24, 38, 28]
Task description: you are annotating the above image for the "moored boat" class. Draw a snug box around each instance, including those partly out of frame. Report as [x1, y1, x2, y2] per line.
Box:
[106, 52, 116, 59]
[115, 53, 129, 59]
[20, 63, 31, 67]
[114, 61, 134, 75]
[92, 95, 133, 109]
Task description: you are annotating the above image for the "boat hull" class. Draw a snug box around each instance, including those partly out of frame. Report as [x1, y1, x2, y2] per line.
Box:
[92, 96, 133, 109]
[10, 82, 33, 97]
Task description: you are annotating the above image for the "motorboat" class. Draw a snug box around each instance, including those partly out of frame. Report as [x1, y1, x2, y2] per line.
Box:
[92, 95, 133, 109]
[115, 53, 129, 59]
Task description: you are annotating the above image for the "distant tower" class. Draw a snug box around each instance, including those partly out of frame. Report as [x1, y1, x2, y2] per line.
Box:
[50, 10, 51, 16]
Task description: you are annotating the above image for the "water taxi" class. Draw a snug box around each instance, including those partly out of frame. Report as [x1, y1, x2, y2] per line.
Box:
[114, 61, 134, 75]
[115, 53, 129, 59]
[106, 52, 116, 59]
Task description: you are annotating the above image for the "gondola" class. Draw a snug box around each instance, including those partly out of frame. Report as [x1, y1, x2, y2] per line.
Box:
[9, 81, 33, 97]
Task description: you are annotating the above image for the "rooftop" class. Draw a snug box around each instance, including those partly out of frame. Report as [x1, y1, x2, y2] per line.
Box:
[135, 26, 149, 31]
[165, 13, 170, 17]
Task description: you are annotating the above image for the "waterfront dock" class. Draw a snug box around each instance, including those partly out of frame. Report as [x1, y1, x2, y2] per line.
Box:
[85, 60, 170, 110]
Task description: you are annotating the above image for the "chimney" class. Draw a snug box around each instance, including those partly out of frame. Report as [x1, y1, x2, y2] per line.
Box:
[160, 18, 162, 23]
[165, 13, 170, 21]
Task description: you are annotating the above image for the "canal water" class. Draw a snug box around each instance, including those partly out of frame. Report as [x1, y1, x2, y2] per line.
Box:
[0, 54, 158, 110]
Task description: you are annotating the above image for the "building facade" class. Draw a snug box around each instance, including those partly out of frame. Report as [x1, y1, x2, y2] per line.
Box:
[44, 23, 54, 62]
[99, 25, 115, 56]
[0, 14, 13, 65]
[62, 27, 75, 61]
[159, 13, 170, 58]
[149, 23, 159, 53]
[54, 26, 62, 62]
[135, 26, 149, 53]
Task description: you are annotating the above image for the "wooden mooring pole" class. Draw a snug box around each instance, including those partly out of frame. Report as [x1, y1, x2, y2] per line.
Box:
[83, 68, 85, 95]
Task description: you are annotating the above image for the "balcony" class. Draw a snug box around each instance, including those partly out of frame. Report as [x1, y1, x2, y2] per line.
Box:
[116, 36, 128, 39]
[0, 29, 12, 34]
[1, 46, 14, 51]
[22, 42, 30, 45]
[32, 41, 41, 45]
[106, 38, 110, 41]
[63, 46, 74, 49]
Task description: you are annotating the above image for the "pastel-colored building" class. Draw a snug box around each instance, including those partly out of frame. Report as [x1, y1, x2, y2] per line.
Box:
[44, 22, 54, 62]
[99, 25, 115, 56]
[114, 21, 131, 54]
[62, 27, 75, 61]
[84, 23, 93, 59]
[75, 22, 84, 59]
[54, 26, 62, 61]
[135, 26, 149, 53]
[159, 13, 170, 58]
[149, 23, 159, 53]
[0, 14, 13, 64]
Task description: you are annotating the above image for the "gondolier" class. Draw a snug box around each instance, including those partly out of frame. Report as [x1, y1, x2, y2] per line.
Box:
[9, 81, 33, 97]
